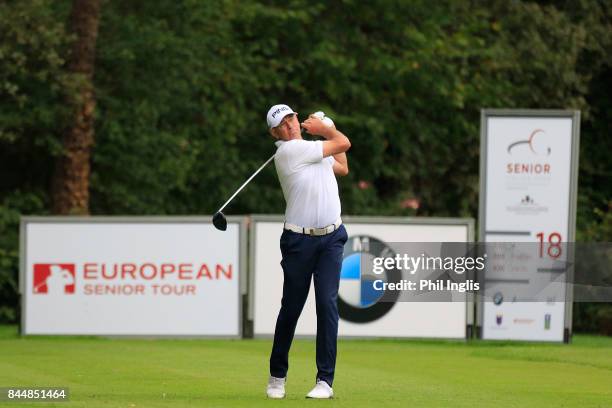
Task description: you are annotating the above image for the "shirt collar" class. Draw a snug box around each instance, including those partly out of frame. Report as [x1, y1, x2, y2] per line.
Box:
[274, 140, 285, 148]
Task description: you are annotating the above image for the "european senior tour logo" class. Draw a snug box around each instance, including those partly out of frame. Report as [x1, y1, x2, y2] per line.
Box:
[506, 128, 552, 176]
[32, 261, 233, 297]
[33, 264, 76, 295]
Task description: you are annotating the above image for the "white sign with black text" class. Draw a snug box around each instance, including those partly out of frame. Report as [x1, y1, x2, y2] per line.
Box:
[21, 218, 243, 336]
[480, 111, 580, 342]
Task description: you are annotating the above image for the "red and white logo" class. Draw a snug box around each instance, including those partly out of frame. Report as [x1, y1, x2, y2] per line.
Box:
[33, 264, 76, 294]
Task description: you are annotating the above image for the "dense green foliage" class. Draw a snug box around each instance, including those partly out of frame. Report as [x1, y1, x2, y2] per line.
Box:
[1, 1, 610, 326]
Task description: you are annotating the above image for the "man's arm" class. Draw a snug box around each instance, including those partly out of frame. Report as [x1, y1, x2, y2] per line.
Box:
[321, 128, 351, 158]
[332, 152, 349, 176]
[301, 116, 351, 158]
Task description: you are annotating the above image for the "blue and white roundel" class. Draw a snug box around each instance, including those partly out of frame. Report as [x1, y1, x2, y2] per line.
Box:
[339, 253, 383, 308]
[337, 235, 401, 323]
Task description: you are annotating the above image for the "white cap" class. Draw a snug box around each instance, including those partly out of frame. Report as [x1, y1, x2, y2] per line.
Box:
[266, 104, 296, 128]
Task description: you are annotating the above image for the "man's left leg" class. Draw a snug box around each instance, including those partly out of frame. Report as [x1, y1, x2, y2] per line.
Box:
[312, 225, 348, 387]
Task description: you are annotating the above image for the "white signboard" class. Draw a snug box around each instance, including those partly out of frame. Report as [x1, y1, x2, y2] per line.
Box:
[250, 216, 473, 339]
[21, 217, 244, 336]
[479, 110, 580, 342]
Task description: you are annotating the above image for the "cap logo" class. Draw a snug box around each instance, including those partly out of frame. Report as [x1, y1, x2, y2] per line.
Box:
[271, 106, 290, 119]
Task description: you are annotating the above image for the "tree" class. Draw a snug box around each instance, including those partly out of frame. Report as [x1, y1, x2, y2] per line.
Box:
[51, 0, 102, 214]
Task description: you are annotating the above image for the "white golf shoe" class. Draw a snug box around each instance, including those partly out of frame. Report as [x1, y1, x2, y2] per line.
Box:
[266, 375, 286, 399]
[306, 379, 333, 399]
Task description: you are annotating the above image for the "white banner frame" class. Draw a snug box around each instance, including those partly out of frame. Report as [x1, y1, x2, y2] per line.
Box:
[248, 215, 475, 340]
[19, 216, 247, 338]
[478, 109, 580, 343]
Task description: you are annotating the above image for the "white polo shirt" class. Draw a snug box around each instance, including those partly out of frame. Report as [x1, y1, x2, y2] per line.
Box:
[274, 139, 341, 228]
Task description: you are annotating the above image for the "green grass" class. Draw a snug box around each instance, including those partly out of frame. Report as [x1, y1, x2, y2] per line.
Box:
[0, 325, 611, 407]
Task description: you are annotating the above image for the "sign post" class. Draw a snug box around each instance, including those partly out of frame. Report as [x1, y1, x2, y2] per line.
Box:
[478, 110, 580, 342]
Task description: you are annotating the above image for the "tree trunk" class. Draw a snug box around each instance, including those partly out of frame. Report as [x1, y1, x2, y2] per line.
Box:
[52, 0, 102, 215]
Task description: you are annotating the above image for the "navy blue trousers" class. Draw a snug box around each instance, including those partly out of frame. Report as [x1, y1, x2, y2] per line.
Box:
[269, 224, 348, 386]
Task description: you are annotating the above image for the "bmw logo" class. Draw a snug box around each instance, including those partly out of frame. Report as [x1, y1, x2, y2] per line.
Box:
[338, 235, 402, 323]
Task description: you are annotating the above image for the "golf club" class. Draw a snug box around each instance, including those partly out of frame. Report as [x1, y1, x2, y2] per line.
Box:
[213, 115, 331, 231]
[212, 153, 276, 231]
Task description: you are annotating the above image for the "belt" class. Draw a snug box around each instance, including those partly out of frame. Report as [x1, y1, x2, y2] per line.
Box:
[283, 218, 342, 236]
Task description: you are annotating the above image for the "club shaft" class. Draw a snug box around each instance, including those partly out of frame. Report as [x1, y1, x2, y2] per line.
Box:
[217, 154, 276, 213]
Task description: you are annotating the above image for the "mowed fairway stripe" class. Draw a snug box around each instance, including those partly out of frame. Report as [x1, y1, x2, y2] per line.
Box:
[0, 327, 610, 408]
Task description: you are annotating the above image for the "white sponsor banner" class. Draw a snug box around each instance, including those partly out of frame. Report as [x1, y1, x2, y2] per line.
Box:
[480, 111, 580, 342]
[21, 218, 243, 336]
[251, 216, 473, 339]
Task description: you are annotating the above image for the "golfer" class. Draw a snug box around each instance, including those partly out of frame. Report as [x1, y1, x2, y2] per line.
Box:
[265, 104, 350, 399]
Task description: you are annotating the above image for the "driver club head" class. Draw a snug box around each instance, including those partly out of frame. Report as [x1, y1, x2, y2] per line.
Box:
[212, 211, 227, 231]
